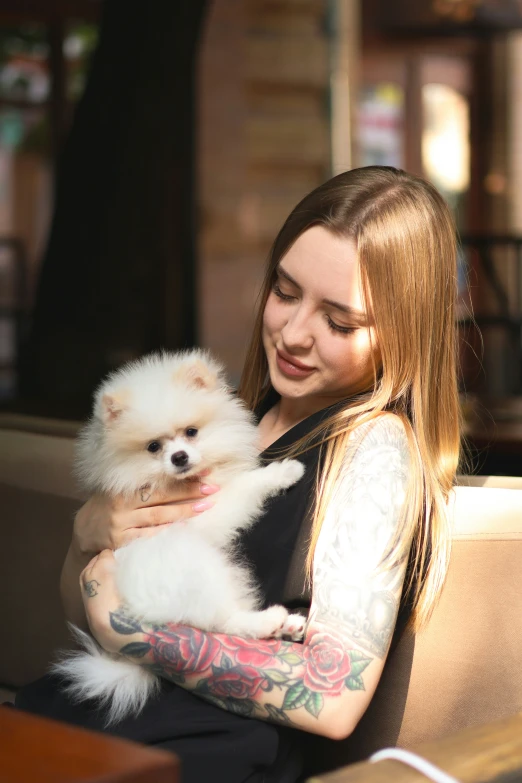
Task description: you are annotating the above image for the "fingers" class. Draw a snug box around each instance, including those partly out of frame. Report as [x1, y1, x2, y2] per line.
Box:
[125, 497, 213, 531]
[119, 525, 175, 545]
[115, 496, 217, 546]
[76, 479, 221, 553]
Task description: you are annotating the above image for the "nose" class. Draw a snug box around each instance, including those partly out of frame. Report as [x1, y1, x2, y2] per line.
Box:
[281, 305, 314, 350]
[171, 451, 189, 467]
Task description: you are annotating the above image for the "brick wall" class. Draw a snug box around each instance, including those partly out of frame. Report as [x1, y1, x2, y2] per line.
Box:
[197, 0, 332, 382]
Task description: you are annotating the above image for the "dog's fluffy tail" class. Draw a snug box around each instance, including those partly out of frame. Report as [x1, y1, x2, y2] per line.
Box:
[51, 624, 159, 726]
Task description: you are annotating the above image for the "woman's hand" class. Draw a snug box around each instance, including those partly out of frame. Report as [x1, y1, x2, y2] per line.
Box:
[72, 477, 220, 557]
[80, 549, 124, 653]
[62, 478, 220, 629]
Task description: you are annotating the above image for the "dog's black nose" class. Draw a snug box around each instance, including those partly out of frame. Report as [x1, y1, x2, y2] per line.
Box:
[171, 451, 189, 467]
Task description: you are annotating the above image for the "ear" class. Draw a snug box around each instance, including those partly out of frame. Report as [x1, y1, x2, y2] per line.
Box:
[99, 393, 126, 424]
[173, 358, 220, 391]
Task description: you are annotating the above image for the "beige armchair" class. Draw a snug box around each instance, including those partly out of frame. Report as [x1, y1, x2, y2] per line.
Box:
[1, 413, 521, 779]
[307, 473, 522, 774]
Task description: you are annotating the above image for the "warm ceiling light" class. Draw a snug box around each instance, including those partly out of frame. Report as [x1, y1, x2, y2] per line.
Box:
[432, 0, 481, 22]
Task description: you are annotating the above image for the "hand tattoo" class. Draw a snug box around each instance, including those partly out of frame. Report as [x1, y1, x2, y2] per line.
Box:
[83, 579, 101, 598]
[139, 484, 151, 503]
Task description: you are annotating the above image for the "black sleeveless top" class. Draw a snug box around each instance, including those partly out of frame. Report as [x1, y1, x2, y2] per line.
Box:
[15, 393, 412, 783]
[240, 389, 334, 614]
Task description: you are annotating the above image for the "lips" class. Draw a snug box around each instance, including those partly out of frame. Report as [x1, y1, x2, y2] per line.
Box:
[275, 349, 315, 378]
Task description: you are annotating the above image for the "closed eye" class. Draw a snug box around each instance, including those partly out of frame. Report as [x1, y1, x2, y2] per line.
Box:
[273, 272, 358, 334]
[272, 282, 296, 301]
[325, 315, 357, 335]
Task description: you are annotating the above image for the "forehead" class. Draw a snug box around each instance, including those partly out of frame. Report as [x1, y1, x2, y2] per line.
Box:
[280, 226, 364, 308]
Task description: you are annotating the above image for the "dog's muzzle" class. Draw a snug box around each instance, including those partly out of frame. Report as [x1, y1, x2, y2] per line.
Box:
[171, 450, 189, 468]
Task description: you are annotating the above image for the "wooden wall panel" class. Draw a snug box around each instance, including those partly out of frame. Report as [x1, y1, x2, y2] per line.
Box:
[197, 0, 332, 379]
[246, 116, 329, 164]
[246, 38, 329, 87]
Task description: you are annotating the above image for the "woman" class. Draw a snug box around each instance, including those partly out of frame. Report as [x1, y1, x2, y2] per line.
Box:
[16, 166, 461, 781]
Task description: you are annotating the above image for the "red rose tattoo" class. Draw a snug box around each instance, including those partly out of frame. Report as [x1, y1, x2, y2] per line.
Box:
[148, 626, 221, 674]
[303, 632, 352, 695]
[118, 620, 372, 727]
[210, 664, 270, 699]
[221, 636, 280, 668]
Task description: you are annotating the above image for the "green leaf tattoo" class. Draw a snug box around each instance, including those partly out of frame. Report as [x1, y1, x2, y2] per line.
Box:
[305, 692, 324, 718]
[346, 674, 365, 691]
[278, 652, 302, 665]
[348, 650, 372, 678]
[265, 669, 289, 684]
[282, 681, 311, 711]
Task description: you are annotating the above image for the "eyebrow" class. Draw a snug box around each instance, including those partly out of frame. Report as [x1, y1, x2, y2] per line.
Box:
[277, 264, 372, 324]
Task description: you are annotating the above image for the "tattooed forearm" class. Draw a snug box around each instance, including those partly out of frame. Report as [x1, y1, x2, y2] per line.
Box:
[311, 417, 411, 658]
[83, 579, 101, 598]
[108, 611, 372, 726]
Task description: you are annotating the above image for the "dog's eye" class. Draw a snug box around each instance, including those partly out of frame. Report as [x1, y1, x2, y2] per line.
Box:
[185, 427, 198, 438]
[147, 441, 162, 453]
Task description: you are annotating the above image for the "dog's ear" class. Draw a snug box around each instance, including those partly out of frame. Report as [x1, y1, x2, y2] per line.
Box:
[174, 357, 220, 391]
[99, 393, 127, 424]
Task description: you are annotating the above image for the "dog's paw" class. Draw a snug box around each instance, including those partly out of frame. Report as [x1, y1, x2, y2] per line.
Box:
[257, 605, 289, 639]
[282, 613, 306, 642]
[270, 459, 305, 490]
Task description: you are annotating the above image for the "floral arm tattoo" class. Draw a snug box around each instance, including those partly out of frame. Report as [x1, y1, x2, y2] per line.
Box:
[107, 417, 411, 731]
[311, 416, 411, 658]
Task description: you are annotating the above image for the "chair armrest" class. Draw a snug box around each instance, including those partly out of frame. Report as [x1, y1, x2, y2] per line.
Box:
[312, 711, 522, 782]
[0, 706, 179, 782]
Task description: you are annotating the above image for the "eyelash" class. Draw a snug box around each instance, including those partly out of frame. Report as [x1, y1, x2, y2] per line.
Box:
[325, 316, 357, 335]
[272, 282, 294, 302]
[272, 282, 357, 335]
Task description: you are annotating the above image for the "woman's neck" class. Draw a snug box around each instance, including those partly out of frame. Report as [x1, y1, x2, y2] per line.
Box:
[256, 393, 339, 451]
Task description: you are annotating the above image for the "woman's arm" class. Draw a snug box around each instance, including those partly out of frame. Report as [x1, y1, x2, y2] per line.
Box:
[85, 415, 411, 740]
[61, 542, 93, 630]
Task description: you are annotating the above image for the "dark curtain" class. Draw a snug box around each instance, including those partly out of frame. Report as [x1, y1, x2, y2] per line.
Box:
[19, 0, 208, 417]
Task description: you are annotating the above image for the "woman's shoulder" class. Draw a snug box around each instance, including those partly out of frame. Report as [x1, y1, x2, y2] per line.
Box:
[333, 412, 412, 488]
[348, 411, 410, 452]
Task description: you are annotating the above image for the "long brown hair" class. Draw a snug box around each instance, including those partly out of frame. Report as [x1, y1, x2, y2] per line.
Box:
[238, 166, 461, 629]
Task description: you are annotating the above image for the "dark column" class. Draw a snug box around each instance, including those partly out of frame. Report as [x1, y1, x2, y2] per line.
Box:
[19, 0, 208, 417]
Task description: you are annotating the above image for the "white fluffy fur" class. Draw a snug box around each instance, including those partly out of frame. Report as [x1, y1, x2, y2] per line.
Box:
[55, 625, 160, 724]
[53, 350, 305, 725]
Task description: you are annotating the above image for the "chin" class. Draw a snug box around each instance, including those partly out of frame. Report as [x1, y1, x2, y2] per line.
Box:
[268, 367, 319, 400]
[271, 376, 312, 398]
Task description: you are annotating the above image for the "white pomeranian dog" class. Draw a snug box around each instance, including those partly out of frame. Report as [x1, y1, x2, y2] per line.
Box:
[53, 350, 305, 725]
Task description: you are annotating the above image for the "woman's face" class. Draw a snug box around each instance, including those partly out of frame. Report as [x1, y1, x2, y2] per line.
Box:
[262, 225, 380, 408]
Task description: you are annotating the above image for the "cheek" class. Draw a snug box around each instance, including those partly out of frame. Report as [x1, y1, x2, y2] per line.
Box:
[353, 329, 376, 362]
[322, 329, 378, 379]
[262, 295, 282, 339]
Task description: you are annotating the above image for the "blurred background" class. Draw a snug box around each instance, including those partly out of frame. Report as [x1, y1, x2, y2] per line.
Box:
[0, 0, 521, 473]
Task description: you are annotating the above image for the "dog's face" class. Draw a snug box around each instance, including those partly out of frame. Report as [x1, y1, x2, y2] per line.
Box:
[127, 423, 204, 479]
[88, 353, 255, 494]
